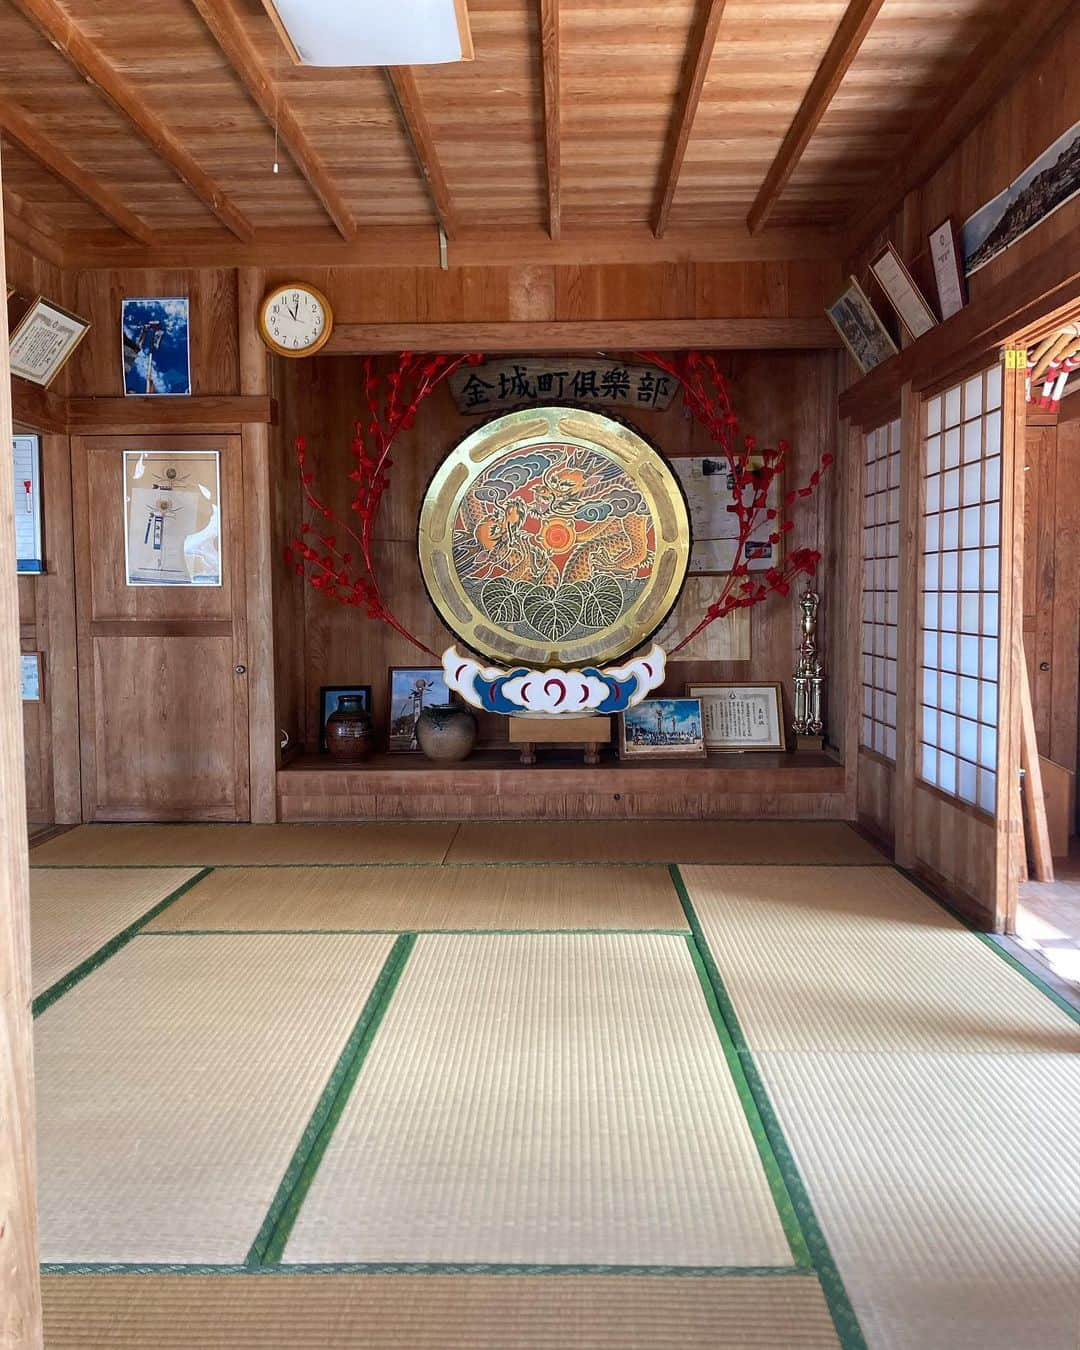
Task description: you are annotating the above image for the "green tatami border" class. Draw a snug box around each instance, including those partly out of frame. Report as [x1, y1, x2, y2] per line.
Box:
[41, 1260, 816, 1278]
[32, 867, 213, 1018]
[671, 865, 868, 1350]
[247, 933, 418, 1267]
[29, 859, 890, 870]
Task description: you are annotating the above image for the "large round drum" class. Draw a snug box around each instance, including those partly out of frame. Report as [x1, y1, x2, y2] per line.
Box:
[418, 406, 691, 668]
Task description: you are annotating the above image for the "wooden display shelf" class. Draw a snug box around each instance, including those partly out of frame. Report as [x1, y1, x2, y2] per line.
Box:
[277, 749, 846, 821]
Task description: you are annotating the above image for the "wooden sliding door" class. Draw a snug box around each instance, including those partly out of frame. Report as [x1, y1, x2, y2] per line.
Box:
[73, 434, 250, 821]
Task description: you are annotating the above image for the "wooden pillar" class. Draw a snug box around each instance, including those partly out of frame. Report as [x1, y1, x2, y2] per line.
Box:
[840, 417, 863, 820]
[894, 380, 922, 868]
[0, 146, 45, 1348]
[994, 348, 1028, 932]
[238, 268, 277, 823]
[41, 431, 80, 822]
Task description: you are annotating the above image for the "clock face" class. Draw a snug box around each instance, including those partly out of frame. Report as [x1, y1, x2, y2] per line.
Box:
[260, 285, 333, 357]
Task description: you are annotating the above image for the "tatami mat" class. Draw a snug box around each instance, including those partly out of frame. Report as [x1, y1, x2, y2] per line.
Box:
[40, 1273, 840, 1349]
[755, 1050, 1080, 1350]
[446, 820, 884, 865]
[682, 865, 1079, 1054]
[29, 823, 457, 867]
[36, 933, 396, 1264]
[145, 864, 688, 933]
[31, 866, 199, 998]
[283, 932, 793, 1268]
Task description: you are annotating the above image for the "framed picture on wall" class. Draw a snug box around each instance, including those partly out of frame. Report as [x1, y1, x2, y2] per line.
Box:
[825, 277, 898, 374]
[928, 219, 967, 320]
[20, 652, 42, 702]
[387, 666, 452, 752]
[123, 449, 221, 586]
[12, 433, 43, 574]
[8, 296, 90, 387]
[617, 698, 706, 760]
[319, 685, 372, 752]
[870, 243, 938, 340]
[121, 297, 191, 396]
[688, 682, 786, 752]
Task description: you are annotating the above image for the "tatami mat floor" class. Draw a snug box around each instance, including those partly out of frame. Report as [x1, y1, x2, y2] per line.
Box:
[29, 822, 1079, 1349]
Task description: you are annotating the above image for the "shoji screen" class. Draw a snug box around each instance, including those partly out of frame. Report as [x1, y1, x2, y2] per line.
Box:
[861, 417, 901, 761]
[919, 366, 1003, 812]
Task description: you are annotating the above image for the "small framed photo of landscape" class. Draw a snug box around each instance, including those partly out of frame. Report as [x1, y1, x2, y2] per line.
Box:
[319, 685, 372, 752]
[387, 666, 452, 752]
[870, 243, 937, 340]
[825, 276, 899, 375]
[689, 683, 786, 753]
[618, 697, 706, 760]
[8, 297, 90, 387]
[121, 297, 191, 397]
[21, 652, 43, 702]
[928, 219, 966, 320]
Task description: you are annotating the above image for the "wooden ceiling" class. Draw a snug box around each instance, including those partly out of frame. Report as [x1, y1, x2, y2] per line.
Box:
[0, 0, 1065, 262]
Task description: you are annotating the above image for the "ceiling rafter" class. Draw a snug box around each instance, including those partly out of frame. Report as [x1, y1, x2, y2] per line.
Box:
[8, 0, 254, 241]
[846, 0, 1075, 252]
[652, 0, 727, 239]
[538, 0, 561, 240]
[385, 66, 458, 241]
[747, 0, 886, 236]
[189, 0, 357, 241]
[0, 94, 153, 244]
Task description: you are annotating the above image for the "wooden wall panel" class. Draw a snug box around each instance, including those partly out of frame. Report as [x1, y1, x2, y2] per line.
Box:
[857, 750, 895, 847]
[912, 784, 997, 922]
[286, 350, 843, 756]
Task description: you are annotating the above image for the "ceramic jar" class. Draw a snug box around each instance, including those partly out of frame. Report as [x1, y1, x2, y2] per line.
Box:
[325, 694, 373, 762]
[416, 702, 478, 762]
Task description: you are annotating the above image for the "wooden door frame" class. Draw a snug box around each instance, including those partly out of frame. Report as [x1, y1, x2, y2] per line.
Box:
[70, 432, 251, 822]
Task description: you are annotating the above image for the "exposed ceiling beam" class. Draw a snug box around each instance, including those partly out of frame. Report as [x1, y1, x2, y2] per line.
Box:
[189, 0, 357, 241]
[8, 0, 254, 240]
[747, 0, 886, 235]
[538, 0, 561, 240]
[0, 95, 153, 244]
[652, 0, 727, 239]
[846, 0, 1075, 253]
[385, 66, 457, 240]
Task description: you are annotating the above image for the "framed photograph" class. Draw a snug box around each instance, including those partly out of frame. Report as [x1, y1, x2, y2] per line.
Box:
[123, 449, 221, 586]
[388, 666, 452, 752]
[825, 277, 899, 375]
[617, 697, 706, 760]
[962, 117, 1080, 276]
[121, 297, 191, 396]
[20, 652, 42, 702]
[671, 454, 782, 575]
[870, 243, 937, 340]
[928, 219, 966, 320]
[9, 296, 90, 387]
[319, 685, 372, 752]
[12, 433, 43, 574]
[688, 683, 786, 752]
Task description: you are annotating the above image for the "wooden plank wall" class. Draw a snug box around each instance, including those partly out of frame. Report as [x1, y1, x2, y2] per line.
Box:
[273, 349, 844, 758]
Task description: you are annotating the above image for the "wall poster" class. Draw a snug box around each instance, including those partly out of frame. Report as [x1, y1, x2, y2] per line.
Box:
[671, 454, 780, 575]
[12, 433, 43, 573]
[123, 450, 222, 586]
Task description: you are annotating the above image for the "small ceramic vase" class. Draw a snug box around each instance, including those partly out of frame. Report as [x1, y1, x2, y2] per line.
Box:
[325, 694, 373, 762]
[416, 702, 478, 762]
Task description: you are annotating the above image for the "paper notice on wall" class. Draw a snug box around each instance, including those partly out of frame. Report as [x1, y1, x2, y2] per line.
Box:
[12, 434, 43, 573]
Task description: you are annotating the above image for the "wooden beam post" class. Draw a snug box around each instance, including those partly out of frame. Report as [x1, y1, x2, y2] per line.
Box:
[995, 348, 1029, 932]
[1018, 654, 1054, 882]
[840, 414, 864, 822]
[385, 67, 458, 241]
[747, 0, 886, 235]
[0, 143, 45, 1350]
[238, 268, 278, 823]
[537, 0, 561, 241]
[8, 0, 254, 241]
[189, 0, 357, 241]
[894, 381, 921, 868]
[652, 0, 727, 239]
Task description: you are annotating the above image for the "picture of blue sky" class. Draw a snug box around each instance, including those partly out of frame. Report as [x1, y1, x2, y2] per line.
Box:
[624, 698, 703, 743]
[122, 297, 191, 396]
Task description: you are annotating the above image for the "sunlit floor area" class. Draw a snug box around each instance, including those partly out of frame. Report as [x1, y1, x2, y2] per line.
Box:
[1016, 843, 1080, 989]
[29, 822, 1080, 1350]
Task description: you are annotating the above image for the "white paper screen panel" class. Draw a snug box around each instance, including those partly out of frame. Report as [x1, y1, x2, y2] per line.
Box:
[919, 366, 1003, 812]
[860, 418, 901, 762]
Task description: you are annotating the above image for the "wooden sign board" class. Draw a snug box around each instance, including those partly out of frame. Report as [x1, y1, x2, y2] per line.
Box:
[449, 358, 678, 415]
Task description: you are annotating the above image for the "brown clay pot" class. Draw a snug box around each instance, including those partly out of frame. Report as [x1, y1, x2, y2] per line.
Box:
[416, 702, 478, 762]
[325, 694, 373, 762]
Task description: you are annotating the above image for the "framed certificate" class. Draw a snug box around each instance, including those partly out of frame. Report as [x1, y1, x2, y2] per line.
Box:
[870, 242, 937, 339]
[9, 296, 90, 387]
[688, 683, 786, 752]
[928, 219, 966, 320]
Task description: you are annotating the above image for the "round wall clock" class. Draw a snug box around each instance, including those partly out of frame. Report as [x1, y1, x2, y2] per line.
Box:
[419, 406, 691, 669]
[257, 282, 333, 358]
